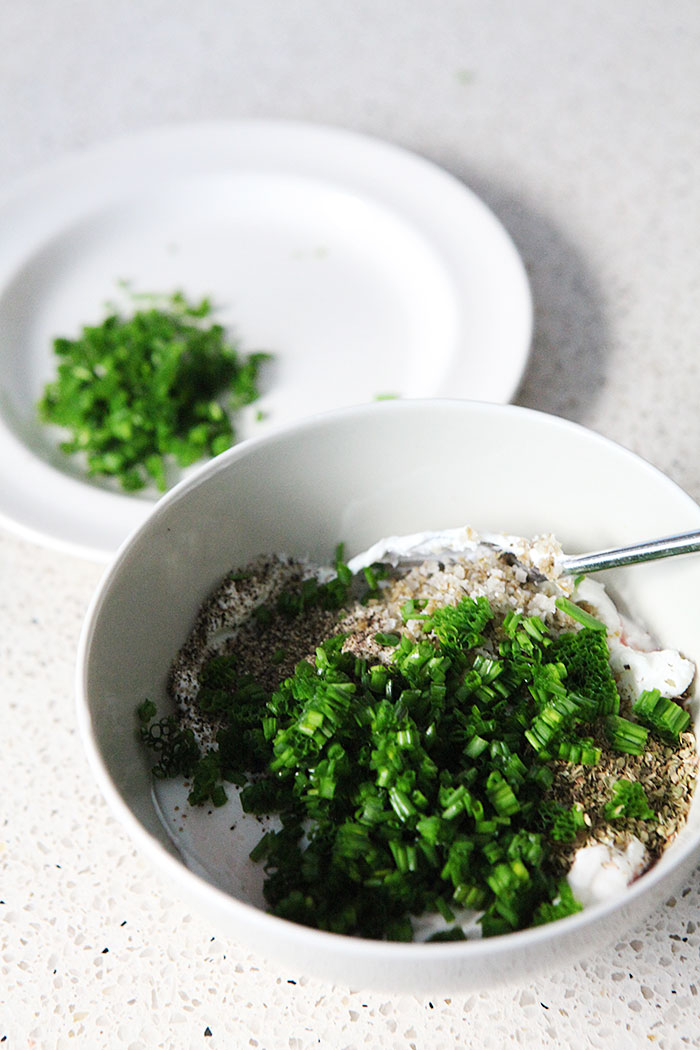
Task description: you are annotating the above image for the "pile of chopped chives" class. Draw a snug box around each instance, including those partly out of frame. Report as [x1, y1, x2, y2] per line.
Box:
[38, 288, 271, 492]
[139, 560, 690, 941]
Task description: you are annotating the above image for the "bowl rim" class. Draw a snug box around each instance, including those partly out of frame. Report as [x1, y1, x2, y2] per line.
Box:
[75, 398, 700, 965]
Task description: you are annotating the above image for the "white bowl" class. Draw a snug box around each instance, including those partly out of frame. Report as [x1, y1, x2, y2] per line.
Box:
[76, 400, 700, 993]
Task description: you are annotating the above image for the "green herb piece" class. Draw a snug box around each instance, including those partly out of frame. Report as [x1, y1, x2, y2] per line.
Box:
[188, 751, 228, 807]
[400, 598, 428, 623]
[548, 803, 587, 842]
[604, 715, 649, 755]
[603, 779, 656, 821]
[551, 627, 620, 716]
[38, 288, 271, 492]
[632, 689, 691, 741]
[525, 692, 582, 754]
[269, 560, 353, 621]
[532, 880, 583, 926]
[557, 737, 601, 765]
[136, 698, 157, 724]
[555, 596, 607, 632]
[136, 703, 200, 780]
[426, 926, 467, 942]
[427, 596, 493, 653]
[374, 632, 401, 647]
[485, 770, 520, 816]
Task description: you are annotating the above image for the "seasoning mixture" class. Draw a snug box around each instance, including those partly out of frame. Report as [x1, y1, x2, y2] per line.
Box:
[140, 530, 697, 940]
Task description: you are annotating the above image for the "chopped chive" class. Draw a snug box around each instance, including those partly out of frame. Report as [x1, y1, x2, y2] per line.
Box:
[401, 599, 429, 622]
[548, 803, 587, 842]
[555, 596, 607, 632]
[633, 689, 691, 741]
[557, 737, 601, 765]
[136, 698, 157, 724]
[38, 287, 271, 491]
[374, 632, 401, 647]
[605, 715, 649, 755]
[604, 779, 656, 821]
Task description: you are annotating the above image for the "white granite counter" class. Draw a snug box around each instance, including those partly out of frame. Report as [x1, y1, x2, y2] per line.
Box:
[2, 2, 700, 1047]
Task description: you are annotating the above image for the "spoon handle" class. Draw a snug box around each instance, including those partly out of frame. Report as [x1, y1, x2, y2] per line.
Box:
[561, 529, 700, 575]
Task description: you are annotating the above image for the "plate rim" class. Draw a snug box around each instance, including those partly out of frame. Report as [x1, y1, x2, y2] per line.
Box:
[0, 119, 533, 561]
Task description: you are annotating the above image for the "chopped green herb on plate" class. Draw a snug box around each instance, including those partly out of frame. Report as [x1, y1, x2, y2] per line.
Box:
[38, 287, 271, 492]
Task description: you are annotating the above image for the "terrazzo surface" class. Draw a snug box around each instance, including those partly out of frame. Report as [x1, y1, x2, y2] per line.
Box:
[3, 2, 700, 1047]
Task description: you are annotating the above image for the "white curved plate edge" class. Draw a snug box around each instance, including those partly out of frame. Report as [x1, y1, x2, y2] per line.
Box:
[0, 120, 533, 560]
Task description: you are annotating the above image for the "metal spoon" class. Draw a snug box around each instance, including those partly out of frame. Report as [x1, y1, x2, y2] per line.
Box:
[559, 528, 700, 575]
[350, 528, 700, 582]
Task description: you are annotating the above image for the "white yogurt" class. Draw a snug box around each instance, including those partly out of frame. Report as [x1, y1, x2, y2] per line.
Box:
[576, 576, 695, 700]
[567, 837, 648, 908]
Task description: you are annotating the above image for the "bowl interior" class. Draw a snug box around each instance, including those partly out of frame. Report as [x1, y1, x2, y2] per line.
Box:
[78, 400, 700, 982]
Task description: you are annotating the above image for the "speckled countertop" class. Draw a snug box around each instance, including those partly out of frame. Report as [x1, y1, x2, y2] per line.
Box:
[2, 2, 700, 1047]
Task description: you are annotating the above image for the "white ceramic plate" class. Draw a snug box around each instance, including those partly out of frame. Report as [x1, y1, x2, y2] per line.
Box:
[0, 121, 532, 560]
